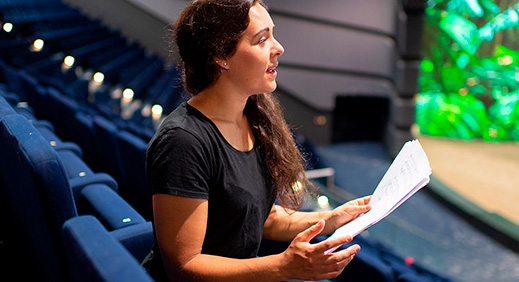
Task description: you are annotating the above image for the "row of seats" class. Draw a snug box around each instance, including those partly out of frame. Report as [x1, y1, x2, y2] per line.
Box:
[0, 91, 154, 281]
[260, 235, 454, 282]
[0, 60, 454, 282]
[0, 67, 334, 282]
[0, 1, 454, 281]
[1, 77, 454, 282]
[0, 59, 154, 220]
[0, 0, 186, 134]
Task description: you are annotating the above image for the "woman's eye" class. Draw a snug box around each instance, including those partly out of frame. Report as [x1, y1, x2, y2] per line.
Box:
[259, 36, 268, 44]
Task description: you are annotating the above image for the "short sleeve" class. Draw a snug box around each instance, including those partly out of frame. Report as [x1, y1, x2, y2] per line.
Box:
[146, 127, 212, 199]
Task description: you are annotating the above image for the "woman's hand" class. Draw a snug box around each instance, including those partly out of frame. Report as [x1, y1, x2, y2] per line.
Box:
[263, 196, 372, 241]
[280, 219, 359, 281]
[324, 196, 372, 235]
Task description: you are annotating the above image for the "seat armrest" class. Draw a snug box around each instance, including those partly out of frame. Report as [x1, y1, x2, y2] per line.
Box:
[110, 221, 155, 262]
[70, 172, 118, 197]
[77, 184, 145, 230]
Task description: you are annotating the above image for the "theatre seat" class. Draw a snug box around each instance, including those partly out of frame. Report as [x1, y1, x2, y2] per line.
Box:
[0, 95, 16, 117]
[76, 184, 154, 261]
[62, 215, 154, 282]
[0, 87, 19, 105]
[0, 114, 77, 282]
[73, 111, 100, 170]
[93, 115, 126, 184]
[0, 114, 154, 281]
[17, 69, 53, 125]
[115, 129, 151, 219]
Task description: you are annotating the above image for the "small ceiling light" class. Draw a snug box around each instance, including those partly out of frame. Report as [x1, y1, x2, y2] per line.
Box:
[317, 195, 330, 208]
[63, 55, 75, 67]
[93, 72, 104, 83]
[3, 22, 13, 33]
[123, 88, 134, 100]
[151, 104, 163, 116]
[33, 39, 44, 51]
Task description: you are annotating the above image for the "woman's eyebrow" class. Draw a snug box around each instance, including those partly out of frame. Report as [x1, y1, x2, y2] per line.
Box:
[253, 27, 270, 38]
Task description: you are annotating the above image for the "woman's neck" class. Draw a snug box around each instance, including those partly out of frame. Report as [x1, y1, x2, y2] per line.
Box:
[188, 82, 249, 122]
[188, 85, 255, 152]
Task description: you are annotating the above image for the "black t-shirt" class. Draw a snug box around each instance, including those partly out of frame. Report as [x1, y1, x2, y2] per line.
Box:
[146, 102, 277, 259]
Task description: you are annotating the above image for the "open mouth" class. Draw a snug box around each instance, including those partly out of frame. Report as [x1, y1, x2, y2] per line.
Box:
[267, 64, 278, 74]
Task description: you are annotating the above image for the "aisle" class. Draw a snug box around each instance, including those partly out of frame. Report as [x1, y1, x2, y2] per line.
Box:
[314, 141, 519, 282]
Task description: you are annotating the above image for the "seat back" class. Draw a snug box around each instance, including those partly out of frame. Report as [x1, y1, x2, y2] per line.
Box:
[0, 114, 77, 282]
[93, 115, 125, 184]
[17, 70, 49, 119]
[62, 215, 154, 282]
[0, 95, 16, 117]
[0, 58, 22, 95]
[73, 112, 99, 170]
[116, 130, 150, 219]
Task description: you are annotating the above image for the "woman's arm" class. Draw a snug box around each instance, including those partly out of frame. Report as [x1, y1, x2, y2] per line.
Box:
[263, 196, 372, 241]
[153, 193, 361, 282]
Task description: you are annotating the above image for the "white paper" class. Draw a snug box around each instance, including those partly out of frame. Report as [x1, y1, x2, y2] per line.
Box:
[325, 140, 431, 254]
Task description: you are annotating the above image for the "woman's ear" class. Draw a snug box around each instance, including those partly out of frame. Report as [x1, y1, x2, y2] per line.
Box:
[215, 58, 229, 70]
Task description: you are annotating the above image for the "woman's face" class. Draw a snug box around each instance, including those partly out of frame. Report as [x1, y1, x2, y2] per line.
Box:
[223, 3, 284, 95]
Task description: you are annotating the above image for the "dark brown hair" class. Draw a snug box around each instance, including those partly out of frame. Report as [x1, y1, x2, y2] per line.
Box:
[173, 0, 312, 210]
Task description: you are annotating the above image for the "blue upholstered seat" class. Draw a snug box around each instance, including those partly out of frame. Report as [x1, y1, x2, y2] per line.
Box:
[73, 112, 100, 169]
[55, 26, 112, 53]
[98, 46, 144, 83]
[0, 87, 19, 105]
[0, 114, 154, 280]
[76, 184, 154, 261]
[93, 115, 126, 185]
[116, 129, 151, 219]
[0, 95, 16, 117]
[44, 86, 81, 140]
[17, 69, 51, 122]
[85, 41, 129, 69]
[62, 215, 154, 282]
[58, 149, 119, 197]
[0, 114, 77, 282]
[68, 36, 126, 66]
[0, 58, 23, 98]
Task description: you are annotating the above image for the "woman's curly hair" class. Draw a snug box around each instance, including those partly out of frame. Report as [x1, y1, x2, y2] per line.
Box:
[173, 0, 312, 210]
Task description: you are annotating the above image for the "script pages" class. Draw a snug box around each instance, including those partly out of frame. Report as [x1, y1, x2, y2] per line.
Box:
[325, 139, 432, 254]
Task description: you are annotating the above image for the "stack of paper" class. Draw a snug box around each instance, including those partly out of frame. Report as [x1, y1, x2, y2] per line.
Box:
[325, 139, 432, 254]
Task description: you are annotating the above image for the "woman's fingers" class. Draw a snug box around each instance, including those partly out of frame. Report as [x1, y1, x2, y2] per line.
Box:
[311, 244, 360, 277]
[330, 196, 372, 228]
[284, 230, 360, 281]
[349, 203, 372, 214]
[329, 244, 360, 262]
[294, 219, 326, 243]
[319, 244, 359, 268]
[314, 235, 353, 254]
[355, 195, 372, 205]
[293, 220, 358, 255]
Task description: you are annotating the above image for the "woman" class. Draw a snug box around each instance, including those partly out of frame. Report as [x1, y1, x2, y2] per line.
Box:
[145, 0, 372, 281]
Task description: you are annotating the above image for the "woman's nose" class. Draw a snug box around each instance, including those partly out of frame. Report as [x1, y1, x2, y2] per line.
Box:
[272, 37, 284, 57]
